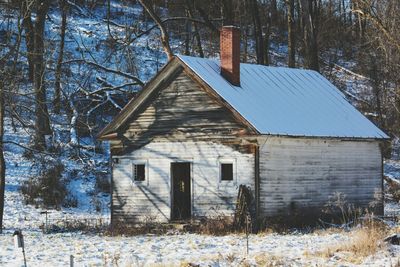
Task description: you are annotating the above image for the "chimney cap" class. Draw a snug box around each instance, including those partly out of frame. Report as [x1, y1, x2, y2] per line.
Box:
[221, 25, 240, 28]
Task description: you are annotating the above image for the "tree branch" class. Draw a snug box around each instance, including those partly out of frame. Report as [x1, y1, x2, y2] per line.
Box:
[138, 0, 174, 60]
[62, 59, 144, 86]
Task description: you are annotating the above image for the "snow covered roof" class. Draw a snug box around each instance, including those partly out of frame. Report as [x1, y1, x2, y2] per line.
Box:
[177, 55, 388, 139]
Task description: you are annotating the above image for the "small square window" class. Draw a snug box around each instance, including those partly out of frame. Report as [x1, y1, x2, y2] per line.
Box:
[220, 163, 233, 181]
[133, 164, 145, 181]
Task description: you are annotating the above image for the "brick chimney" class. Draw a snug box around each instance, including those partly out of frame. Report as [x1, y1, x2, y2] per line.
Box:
[220, 26, 240, 86]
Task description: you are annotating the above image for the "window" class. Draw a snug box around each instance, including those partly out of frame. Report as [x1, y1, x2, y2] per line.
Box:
[220, 163, 233, 181]
[133, 163, 145, 181]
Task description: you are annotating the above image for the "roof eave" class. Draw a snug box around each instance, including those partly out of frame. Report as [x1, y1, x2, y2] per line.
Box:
[258, 133, 390, 141]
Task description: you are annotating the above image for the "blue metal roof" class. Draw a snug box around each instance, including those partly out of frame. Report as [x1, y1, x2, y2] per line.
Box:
[178, 55, 388, 139]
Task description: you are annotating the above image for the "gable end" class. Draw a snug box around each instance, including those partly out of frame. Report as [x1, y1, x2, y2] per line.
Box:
[108, 70, 257, 154]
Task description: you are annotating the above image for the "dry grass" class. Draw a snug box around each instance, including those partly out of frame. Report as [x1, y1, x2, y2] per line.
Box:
[254, 253, 287, 266]
[315, 221, 389, 264]
[196, 216, 235, 235]
[312, 226, 346, 236]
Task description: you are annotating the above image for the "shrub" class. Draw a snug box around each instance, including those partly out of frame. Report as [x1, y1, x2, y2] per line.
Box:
[197, 215, 234, 235]
[95, 171, 110, 193]
[107, 217, 172, 236]
[21, 160, 67, 208]
[64, 195, 78, 208]
[91, 194, 102, 212]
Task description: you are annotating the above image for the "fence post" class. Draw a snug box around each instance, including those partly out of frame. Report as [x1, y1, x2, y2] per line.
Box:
[70, 255, 74, 267]
[246, 213, 250, 255]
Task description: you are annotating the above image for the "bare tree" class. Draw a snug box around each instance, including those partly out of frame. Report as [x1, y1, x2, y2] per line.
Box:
[21, 0, 35, 81]
[287, 0, 296, 67]
[138, 0, 174, 60]
[300, 0, 320, 71]
[21, 0, 52, 149]
[186, 0, 204, 57]
[0, 79, 4, 233]
[54, 0, 68, 114]
[222, 0, 234, 25]
[248, 0, 265, 64]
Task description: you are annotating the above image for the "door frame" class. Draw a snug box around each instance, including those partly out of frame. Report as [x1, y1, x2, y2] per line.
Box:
[170, 160, 193, 221]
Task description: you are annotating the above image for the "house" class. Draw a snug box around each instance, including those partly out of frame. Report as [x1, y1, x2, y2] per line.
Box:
[98, 26, 389, 225]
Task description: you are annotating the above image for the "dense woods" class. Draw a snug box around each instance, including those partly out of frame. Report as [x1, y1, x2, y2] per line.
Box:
[0, 0, 399, 231]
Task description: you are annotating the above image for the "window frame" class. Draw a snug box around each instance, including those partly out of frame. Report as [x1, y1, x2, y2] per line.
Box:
[218, 159, 236, 183]
[131, 160, 148, 185]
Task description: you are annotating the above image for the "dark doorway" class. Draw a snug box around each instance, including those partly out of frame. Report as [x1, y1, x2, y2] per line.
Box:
[171, 162, 191, 220]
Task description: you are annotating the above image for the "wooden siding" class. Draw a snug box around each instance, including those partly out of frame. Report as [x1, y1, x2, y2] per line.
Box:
[112, 142, 254, 223]
[258, 137, 383, 218]
[110, 70, 256, 223]
[110, 70, 253, 155]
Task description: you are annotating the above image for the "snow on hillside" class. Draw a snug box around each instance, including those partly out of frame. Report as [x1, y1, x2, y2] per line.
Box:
[1, 1, 169, 226]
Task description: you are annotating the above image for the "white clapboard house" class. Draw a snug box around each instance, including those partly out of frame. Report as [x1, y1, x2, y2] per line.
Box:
[98, 26, 388, 224]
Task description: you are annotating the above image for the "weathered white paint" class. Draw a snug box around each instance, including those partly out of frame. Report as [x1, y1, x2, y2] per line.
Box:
[258, 136, 383, 218]
[112, 141, 255, 223]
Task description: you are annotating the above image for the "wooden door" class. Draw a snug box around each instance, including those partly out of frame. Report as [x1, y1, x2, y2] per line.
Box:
[171, 162, 191, 220]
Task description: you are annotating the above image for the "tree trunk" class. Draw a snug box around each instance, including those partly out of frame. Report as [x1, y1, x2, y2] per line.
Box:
[301, 0, 319, 71]
[21, 1, 35, 82]
[138, 0, 174, 60]
[249, 0, 264, 64]
[0, 80, 5, 234]
[270, 0, 278, 24]
[184, 12, 190, 55]
[342, 0, 346, 24]
[33, 0, 52, 149]
[287, 0, 296, 67]
[243, 26, 248, 62]
[263, 12, 271, 66]
[186, 0, 204, 57]
[54, 0, 68, 114]
[222, 0, 234, 25]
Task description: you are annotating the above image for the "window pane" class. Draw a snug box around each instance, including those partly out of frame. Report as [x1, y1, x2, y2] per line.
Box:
[134, 164, 145, 181]
[221, 163, 233, 181]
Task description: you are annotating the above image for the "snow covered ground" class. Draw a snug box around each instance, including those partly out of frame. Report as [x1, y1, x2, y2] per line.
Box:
[0, 228, 399, 266]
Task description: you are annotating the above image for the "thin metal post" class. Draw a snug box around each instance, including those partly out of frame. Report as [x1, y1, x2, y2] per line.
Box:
[45, 212, 48, 233]
[70, 255, 74, 267]
[22, 246, 27, 267]
[40, 211, 49, 233]
[246, 212, 250, 255]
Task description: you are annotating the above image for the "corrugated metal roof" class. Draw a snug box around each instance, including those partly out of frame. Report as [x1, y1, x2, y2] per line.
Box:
[178, 55, 388, 139]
